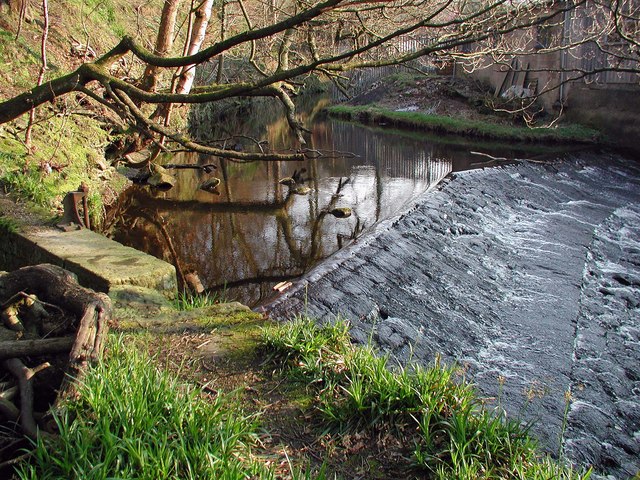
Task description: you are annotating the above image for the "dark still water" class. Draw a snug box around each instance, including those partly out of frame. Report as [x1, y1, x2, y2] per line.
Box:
[110, 101, 561, 306]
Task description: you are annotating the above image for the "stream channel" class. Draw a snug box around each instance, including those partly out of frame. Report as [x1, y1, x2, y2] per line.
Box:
[112, 97, 639, 478]
[112, 97, 568, 306]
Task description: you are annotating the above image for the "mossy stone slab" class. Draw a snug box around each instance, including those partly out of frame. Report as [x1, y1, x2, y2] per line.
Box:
[4, 228, 177, 296]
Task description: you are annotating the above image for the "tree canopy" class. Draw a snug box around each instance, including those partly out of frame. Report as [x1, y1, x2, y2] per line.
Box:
[0, 0, 638, 161]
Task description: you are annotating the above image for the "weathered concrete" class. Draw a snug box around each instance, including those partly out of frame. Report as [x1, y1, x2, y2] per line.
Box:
[0, 227, 177, 296]
[267, 153, 640, 478]
[566, 84, 640, 154]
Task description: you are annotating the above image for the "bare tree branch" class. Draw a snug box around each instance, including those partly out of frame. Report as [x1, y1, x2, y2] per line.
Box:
[0, 0, 637, 163]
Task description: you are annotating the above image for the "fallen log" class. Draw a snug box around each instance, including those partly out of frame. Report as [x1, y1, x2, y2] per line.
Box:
[0, 337, 75, 360]
[0, 264, 112, 440]
[1, 358, 49, 439]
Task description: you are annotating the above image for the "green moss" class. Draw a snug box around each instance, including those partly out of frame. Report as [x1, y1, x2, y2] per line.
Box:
[326, 105, 602, 144]
[385, 71, 424, 87]
[0, 114, 111, 222]
[115, 301, 263, 331]
[194, 309, 263, 328]
[0, 216, 20, 233]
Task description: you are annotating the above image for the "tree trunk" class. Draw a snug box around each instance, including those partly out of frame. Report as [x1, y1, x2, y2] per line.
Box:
[176, 0, 214, 95]
[141, 0, 183, 92]
[216, 0, 227, 84]
[155, 0, 214, 126]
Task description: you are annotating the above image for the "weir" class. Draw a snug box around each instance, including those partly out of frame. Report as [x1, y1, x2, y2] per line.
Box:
[267, 153, 640, 478]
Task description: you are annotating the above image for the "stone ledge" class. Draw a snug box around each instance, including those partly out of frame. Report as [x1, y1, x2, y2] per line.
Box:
[0, 227, 177, 297]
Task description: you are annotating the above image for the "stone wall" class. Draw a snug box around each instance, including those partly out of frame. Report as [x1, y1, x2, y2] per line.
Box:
[0, 228, 177, 297]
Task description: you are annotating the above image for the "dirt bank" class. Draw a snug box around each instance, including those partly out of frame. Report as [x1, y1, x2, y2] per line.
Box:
[342, 72, 547, 127]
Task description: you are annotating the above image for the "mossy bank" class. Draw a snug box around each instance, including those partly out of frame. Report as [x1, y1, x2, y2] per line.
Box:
[325, 105, 602, 145]
[0, 0, 165, 226]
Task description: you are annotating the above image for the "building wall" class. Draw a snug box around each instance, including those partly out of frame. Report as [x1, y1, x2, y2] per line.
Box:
[463, 1, 640, 151]
[469, 59, 640, 151]
[565, 83, 640, 153]
[467, 48, 564, 112]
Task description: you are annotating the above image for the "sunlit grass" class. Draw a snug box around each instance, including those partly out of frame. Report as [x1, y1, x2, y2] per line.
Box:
[326, 105, 601, 144]
[173, 288, 229, 311]
[17, 335, 273, 480]
[261, 317, 592, 479]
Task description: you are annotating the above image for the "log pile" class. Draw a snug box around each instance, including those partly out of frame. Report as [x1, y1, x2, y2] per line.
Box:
[0, 264, 112, 450]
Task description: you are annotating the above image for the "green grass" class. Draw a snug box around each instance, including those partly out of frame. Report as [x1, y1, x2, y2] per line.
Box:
[0, 215, 20, 233]
[1, 163, 58, 207]
[17, 335, 275, 480]
[173, 288, 229, 311]
[384, 71, 425, 87]
[261, 318, 592, 479]
[14, 320, 592, 479]
[326, 105, 601, 145]
[72, 0, 127, 38]
[328, 118, 590, 157]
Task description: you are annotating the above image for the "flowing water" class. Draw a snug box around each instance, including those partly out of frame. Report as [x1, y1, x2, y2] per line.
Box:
[111, 97, 545, 305]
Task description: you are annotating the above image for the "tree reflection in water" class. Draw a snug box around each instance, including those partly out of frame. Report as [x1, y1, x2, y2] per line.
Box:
[110, 110, 459, 306]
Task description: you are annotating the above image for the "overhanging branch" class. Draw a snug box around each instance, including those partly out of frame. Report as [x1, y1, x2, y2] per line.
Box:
[113, 88, 305, 161]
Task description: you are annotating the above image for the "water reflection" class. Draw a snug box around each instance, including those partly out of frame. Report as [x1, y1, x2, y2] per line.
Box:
[111, 116, 463, 306]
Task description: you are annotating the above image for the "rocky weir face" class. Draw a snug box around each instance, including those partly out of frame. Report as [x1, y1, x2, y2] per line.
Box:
[266, 153, 640, 478]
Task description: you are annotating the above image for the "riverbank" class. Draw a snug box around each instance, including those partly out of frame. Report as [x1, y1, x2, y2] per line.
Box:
[326, 105, 601, 145]
[0, 0, 168, 229]
[14, 310, 593, 479]
[324, 72, 602, 145]
[325, 72, 607, 145]
[267, 152, 640, 478]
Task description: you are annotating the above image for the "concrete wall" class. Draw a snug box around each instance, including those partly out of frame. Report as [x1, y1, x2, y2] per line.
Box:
[465, 69, 640, 151]
[565, 84, 640, 153]
[0, 228, 178, 296]
[469, 55, 563, 112]
[1, 232, 65, 275]
[463, 1, 640, 146]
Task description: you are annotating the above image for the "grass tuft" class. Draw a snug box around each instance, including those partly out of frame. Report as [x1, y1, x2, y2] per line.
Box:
[173, 288, 229, 311]
[260, 318, 592, 479]
[17, 335, 274, 480]
[261, 316, 351, 380]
